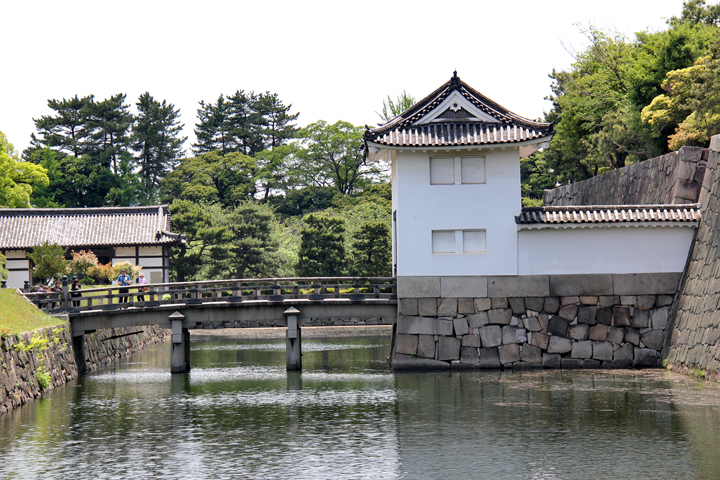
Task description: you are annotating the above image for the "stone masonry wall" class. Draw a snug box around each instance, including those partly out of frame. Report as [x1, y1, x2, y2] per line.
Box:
[666, 136, 720, 379]
[0, 325, 169, 415]
[392, 273, 680, 370]
[542, 146, 707, 207]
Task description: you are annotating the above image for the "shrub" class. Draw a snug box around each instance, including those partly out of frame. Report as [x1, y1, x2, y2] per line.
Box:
[111, 261, 143, 281]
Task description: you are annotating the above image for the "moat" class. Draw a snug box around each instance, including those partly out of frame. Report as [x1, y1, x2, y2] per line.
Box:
[2, 327, 720, 479]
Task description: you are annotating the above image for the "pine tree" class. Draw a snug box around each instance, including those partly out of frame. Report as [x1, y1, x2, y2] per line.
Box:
[193, 96, 232, 155]
[255, 92, 299, 150]
[85, 93, 134, 173]
[349, 222, 391, 277]
[296, 214, 346, 276]
[131, 92, 186, 197]
[29, 95, 95, 158]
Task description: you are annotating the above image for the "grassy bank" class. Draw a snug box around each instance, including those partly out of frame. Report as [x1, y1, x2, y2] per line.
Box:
[0, 289, 67, 334]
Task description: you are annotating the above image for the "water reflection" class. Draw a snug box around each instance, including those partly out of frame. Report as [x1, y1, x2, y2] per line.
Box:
[0, 331, 719, 479]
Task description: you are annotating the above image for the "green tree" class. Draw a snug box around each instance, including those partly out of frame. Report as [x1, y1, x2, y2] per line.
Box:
[193, 95, 232, 155]
[85, 93, 133, 173]
[160, 151, 257, 208]
[296, 214, 346, 276]
[255, 91, 299, 149]
[0, 131, 48, 208]
[27, 242, 69, 283]
[28, 95, 94, 158]
[131, 92, 186, 197]
[0, 253, 8, 281]
[348, 222, 391, 277]
[669, 0, 720, 26]
[377, 91, 415, 121]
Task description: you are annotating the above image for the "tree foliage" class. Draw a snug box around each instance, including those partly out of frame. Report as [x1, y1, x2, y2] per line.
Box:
[0, 131, 48, 208]
[377, 91, 416, 122]
[0, 253, 8, 281]
[296, 214, 346, 277]
[27, 242, 69, 283]
[348, 222, 391, 277]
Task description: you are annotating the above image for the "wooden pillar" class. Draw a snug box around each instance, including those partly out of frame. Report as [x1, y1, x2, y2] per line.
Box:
[284, 307, 301, 371]
[170, 311, 190, 374]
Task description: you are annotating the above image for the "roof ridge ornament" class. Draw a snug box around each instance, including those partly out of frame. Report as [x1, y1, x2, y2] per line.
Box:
[450, 70, 461, 89]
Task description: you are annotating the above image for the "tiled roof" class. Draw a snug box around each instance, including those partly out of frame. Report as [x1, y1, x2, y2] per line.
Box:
[0, 205, 184, 249]
[516, 204, 701, 226]
[365, 72, 553, 148]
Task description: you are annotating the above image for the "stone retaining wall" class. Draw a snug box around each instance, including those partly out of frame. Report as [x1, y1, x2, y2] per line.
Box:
[392, 273, 680, 370]
[542, 146, 707, 206]
[191, 317, 393, 330]
[0, 325, 169, 415]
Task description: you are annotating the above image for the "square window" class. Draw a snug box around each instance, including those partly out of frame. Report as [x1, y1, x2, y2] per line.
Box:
[432, 230, 456, 253]
[430, 158, 455, 184]
[463, 230, 486, 253]
[461, 157, 485, 184]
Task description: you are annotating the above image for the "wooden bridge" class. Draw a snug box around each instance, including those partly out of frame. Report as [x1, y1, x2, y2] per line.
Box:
[14, 277, 398, 374]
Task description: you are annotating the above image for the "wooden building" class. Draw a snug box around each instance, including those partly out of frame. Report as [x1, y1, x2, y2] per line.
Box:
[0, 205, 184, 288]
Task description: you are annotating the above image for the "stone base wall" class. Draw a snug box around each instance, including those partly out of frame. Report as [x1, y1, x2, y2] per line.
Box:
[0, 325, 168, 415]
[392, 273, 680, 370]
[191, 317, 394, 330]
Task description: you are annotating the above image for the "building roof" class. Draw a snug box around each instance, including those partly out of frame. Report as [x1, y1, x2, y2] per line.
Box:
[516, 204, 701, 227]
[0, 205, 184, 249]
[364, 71, 553, 149]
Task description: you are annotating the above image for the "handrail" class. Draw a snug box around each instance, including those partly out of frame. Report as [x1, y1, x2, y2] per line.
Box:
[21, 277, 397, 315]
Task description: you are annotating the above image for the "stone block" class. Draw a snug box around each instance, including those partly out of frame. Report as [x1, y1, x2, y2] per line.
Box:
[620, 295, 637, 306]
[596, 308, 612, 325]
[397, 276, 440, 298]
[458, 298, 476, 314]
[467, 312, 489, 328]
[612, 273, 682, 295]
[571, 341, 593, 359]
[568, 324, 589, 340]
[453, 317, 469, 336]
[438, 336, 461, 361]
[651, 307, 669, 330]
[656, 295, 674, 307]
[631, 310, 650, 329]
[548, 317, 569, 337]
[547, 336, 572, 354]
[592, 341, 613, 362]
[487, 308, 512, 325]
[538, 313, 549, 331]
[613, 307, 631, 327]
[437, 298, 458, 316]
[502, 326, 527, 345]
[479, 325, 503, 348]
[418, 298, 437, 317]
[523, 316, 542, 332]
[549, 274, 613, 296]
[624, 328, 640, 346]
[675, 179, 702, 202]
[558, 305, 578, 321]
[395, 334, 418, 355]
[531, 331, 550, 350]
[561, 296, 580, 305]
[562, 358, 582, 369]
[491, 297, 508, 309]
[580, 296, 598, 305]
[636, 295, 656, 310]
[487, 275, 550, 297]
[606, 327, 625, 344]
[583, 359, 601, 369]
[634, 348, 659, 367]
[478, 347, 501, 368]
[441, 276, 488, 298]
[543, 297, 560, 314]
[399, 298, 418, 316]
[393, 354, 450, 370]
[462, 334, 482, 348]
[641, 330, 664, 350]
[460, 346, 480, 364]
[398, 316, 454, 336]
[543, 353, 561, 368]
[525, 297, 544, 312]
[498, 344, 520, 364]
[475, 298, 492, 311]
[613, 343, 634, 365]
[599, 296, 619, 307]
[577, 306, 597, 325]
[521, 344, 542, 364]
[417, 335, 436, 358]
[588, 324, 610, 341]
[508, 297, 526, 315]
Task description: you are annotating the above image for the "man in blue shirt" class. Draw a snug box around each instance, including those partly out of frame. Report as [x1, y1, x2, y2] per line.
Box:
[117, 268, 131, 304]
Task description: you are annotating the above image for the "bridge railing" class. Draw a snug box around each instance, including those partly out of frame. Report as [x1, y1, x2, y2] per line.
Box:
[20, 277, 397, 315]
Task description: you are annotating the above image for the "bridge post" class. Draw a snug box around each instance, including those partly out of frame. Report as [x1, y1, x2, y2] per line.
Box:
[284, 307, 301, 371]
[169, 311, 190, 374]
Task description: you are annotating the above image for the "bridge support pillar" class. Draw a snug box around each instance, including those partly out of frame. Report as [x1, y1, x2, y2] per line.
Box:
[170, 312, 190, 374]
[285, 307, 301, 371]
[72, 334, 87, 375]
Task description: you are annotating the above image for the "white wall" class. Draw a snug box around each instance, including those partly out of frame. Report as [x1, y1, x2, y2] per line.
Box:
[394, 148, 521, 276]
[518, 226, 695, 275]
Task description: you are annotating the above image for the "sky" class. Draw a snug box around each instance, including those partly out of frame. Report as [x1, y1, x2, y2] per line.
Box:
[1, 0, 692, 155]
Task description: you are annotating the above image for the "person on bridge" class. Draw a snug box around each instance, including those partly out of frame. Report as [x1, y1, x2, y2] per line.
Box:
[117, 269, 131, 304]
[137, 272, 148, 302]
[71, 276, 82, 307]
